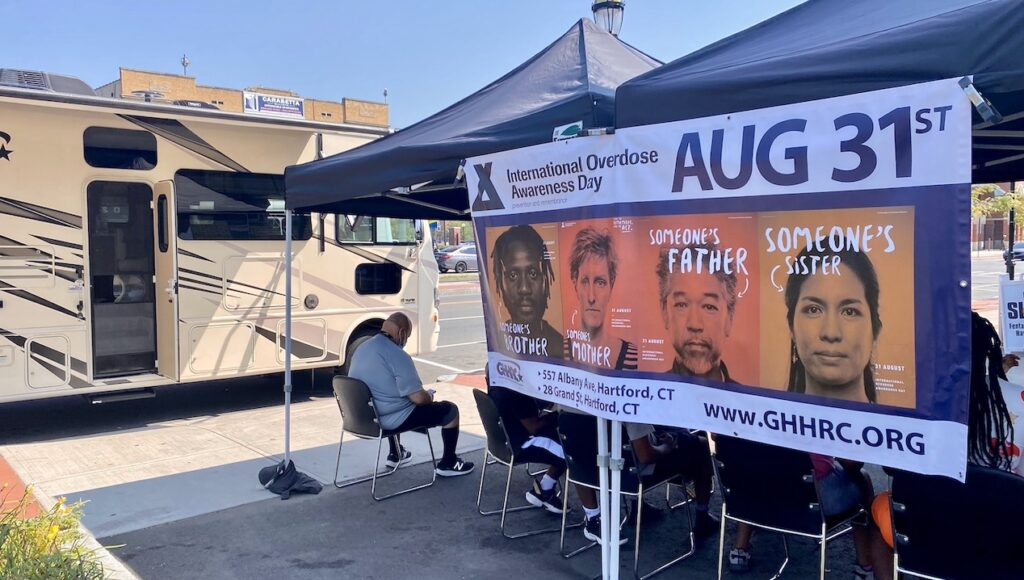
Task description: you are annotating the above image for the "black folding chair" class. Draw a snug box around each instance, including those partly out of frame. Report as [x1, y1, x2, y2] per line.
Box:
[331, 376, 437, 501]
[472, 389, 565, 539]
[890, 464, 1024, 579]
[557, 411, 696, 580]
[713, 436, 863, 579]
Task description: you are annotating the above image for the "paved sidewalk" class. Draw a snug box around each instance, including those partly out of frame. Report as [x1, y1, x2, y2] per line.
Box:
[104, 435, 863, 580]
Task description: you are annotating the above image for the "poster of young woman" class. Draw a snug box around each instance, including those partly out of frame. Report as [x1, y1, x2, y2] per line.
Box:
[470, 78, 972, 479]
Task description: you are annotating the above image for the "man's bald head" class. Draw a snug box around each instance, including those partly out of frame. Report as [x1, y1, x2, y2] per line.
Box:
[382, 312, 413, 347]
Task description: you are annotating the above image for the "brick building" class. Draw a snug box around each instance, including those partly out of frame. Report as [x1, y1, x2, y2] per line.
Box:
[95, 68, 388, 128]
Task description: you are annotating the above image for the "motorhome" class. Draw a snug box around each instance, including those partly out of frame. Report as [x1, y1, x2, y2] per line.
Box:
[0, 70, 439, 403]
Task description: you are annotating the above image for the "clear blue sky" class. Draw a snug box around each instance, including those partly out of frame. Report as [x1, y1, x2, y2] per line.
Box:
[5, 0, 804, 128]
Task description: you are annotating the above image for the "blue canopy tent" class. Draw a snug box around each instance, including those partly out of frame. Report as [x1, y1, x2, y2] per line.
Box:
[284, 18, 659, 218]
[269, 22, 661, 548]
[615, 0, 1024, 183]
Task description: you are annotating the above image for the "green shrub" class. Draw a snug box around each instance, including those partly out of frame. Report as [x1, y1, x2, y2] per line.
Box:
[0, 487, 104, 580]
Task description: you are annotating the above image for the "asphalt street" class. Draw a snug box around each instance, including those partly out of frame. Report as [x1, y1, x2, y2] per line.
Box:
[972, 252, 1011, 304]
[411, 275, 487, 383]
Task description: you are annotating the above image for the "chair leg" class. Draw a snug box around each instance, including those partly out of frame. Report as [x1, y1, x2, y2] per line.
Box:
[769, 535, 791, 580]
[634, 491, 643, 579]
[334, 420, 402, 489]
[561, 471, 597, 558]
[717, 508, 728, 580]
[370, 436, 386, 498]
[497, 463, 565, 539]
[819, 529, 827, 580]
[476, 449, 490, 514]
[637, 485, 696, 580]
[478, 457, 543, 518]
[369, 430, 438, 501]
[333, 423, 346, 487]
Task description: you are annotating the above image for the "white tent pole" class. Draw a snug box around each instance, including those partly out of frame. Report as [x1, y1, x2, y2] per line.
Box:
[597, 417, 611, 579]
[609, 420, 622, 578]
[283, 209, 293, 465]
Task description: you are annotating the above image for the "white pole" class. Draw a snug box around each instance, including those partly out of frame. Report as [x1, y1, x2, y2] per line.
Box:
[283, 210, 293, 465]
[597, 417, 611, 579]
[609, 420, 622, 578]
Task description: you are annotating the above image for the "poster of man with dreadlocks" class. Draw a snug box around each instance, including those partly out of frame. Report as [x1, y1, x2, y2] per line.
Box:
[487, 224, 564, 359]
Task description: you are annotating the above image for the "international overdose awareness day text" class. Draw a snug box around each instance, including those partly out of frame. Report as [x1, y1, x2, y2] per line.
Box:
[467, 79, 973, 480]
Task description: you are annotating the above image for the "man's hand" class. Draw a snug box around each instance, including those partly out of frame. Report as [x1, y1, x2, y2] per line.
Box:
[408, 389, 434, 406]
[1003, 354, 1020, 375]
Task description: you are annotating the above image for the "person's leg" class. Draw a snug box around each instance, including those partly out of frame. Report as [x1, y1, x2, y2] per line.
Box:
[819, 465, 874, 577]
[734, 523, 753, 550]
[662, 431, 719, 539]
[518, 444, 567, 513]
[387, 435, 401, 457]
[866, 525, 894, 580]
[673, 431, 714, 506]
[729, 523, 754, 573]
[394, 402, 473, 475]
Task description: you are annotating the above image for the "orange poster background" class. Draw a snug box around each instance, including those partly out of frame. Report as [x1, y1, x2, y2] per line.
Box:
[757, 207, 916, 408]
[484, 223, 564, 358]
[556, 218, 643, 370]
[554, 214, 761, 384]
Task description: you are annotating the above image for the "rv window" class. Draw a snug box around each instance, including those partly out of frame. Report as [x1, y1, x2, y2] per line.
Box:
[83, 127, 157, 170]
[336, 215, 374, 243]
[174, 169, 311, 241]
[335, 216, 418, 245]
[375, 218, 417, 244]
[354, 263, 402, 295]
[157, 195, 169, 252]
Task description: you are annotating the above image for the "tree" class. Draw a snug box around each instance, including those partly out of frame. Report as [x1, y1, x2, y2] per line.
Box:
[972, 183, 1024, 218]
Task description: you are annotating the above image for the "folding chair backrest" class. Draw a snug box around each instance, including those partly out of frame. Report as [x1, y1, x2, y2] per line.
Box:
[557, 411, 640, 493]
[332, 375, 382, 438]
[714, 436, 821, 535]
[891, 464, 1024, 579]
[473, 389, 516, 464]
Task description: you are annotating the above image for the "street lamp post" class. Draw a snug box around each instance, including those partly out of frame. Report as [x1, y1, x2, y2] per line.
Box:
[592, 0, 625, 36]
[181, 54, 190, 76]
[1009, 181, 1018, 279]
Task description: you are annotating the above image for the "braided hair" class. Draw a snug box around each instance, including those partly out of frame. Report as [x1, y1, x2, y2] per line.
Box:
[491, 225, 555, 305]
[969, 311, 1015, 470]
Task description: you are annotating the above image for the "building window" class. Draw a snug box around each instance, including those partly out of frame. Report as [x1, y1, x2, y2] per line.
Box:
[321, 112, 332, 118]
[211, 100, 224, 105]
[175, 169, 311, 241]
[83, 127, 157, 170]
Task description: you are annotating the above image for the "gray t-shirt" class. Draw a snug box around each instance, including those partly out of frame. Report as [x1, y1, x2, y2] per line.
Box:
[347, 333, 422, 430]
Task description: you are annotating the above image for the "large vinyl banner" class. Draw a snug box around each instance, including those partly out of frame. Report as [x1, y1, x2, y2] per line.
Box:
[467, 79, 972, 479]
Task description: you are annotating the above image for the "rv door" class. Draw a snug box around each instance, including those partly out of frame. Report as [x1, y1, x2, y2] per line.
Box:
[153, 181, 180, 381]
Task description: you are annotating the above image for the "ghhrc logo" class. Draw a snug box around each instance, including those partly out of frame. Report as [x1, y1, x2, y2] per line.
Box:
[495, 361, 523, 384]
[0, 131, 11, 162]
[471, 162, 505, 211]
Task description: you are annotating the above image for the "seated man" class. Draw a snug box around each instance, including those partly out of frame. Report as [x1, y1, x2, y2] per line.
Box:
[488, 381, 566, 513]
[626, 423, 718, 540]
[348, 312, 473, 477]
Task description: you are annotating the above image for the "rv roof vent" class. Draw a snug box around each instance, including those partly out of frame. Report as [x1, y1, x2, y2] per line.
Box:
[0, 69, 96, 96]
[0, 69, 49, 90]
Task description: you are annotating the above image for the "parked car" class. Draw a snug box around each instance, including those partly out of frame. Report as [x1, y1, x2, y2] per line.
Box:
[434, 245, 459, 272]
[1004, 242, 1024, 262]
[440, 244, 479, 273]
